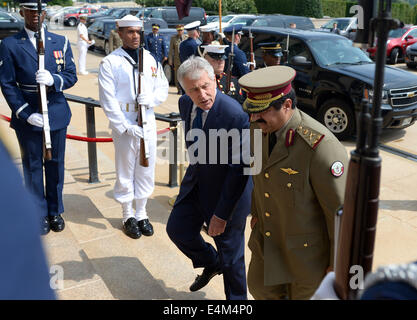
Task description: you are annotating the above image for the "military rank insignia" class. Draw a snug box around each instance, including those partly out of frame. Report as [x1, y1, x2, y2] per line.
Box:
[285, 129, 295, 147]
[331, 161, 344, 177]
[151, 66, 157, 77]
[280, 168, 299, 175]
[53, 51, 64, 64]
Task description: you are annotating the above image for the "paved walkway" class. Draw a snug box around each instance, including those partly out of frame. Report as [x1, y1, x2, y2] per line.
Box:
[1, 25, 417, 300]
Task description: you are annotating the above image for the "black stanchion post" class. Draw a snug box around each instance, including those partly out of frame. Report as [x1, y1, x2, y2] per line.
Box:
[85, 104, 100, 183]
[168, 120, 178, 188]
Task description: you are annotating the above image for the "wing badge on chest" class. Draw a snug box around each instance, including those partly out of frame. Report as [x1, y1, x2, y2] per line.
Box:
[280, 168, 299, 175]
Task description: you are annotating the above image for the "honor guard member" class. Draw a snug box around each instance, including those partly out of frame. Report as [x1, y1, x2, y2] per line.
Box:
[197, 42, 245, 105]
[166, 56, 252, 300]
[179, 20, 201, 63]
[146, 23, 168, 63]
[199, 24, 218, 45]
[0, 0, 77, 235]
[169, 24, 187, 94]
[77, 14, 92, 75]
[259, 42, 283, 67]
[98, 15, 169, 239]
[239, 66, 348, 300]
[223, 24, 249, 79]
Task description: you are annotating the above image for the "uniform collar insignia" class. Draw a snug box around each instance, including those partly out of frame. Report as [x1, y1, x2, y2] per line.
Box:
[280, 168, 299, 175]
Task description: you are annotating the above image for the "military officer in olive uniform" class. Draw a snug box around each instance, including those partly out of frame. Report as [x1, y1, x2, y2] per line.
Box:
[109, 25, 122, 53]
[169, 24, 187, 94]
[239, 66, 348, 300]
[197, 42, 245, 105]
[146, 23, 168, 63]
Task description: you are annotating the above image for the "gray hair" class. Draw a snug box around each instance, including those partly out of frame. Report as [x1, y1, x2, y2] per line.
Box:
[177, 56, 215, 88]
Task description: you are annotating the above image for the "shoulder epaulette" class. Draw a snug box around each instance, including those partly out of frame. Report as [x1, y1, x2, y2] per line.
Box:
[296, 125, 325, 150]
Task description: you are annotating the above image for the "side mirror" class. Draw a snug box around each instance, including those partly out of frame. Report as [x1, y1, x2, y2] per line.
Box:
[290, 55, 312, 67]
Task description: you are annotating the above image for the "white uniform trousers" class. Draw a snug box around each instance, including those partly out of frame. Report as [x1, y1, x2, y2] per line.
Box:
[112, 129, 157, 221]
[77, 44, 88, 73]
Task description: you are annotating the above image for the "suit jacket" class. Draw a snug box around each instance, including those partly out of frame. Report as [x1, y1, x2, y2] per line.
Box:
[175, 90, 252, 223]
[249, 108, 348, 287]
[0, 29, 77, 132]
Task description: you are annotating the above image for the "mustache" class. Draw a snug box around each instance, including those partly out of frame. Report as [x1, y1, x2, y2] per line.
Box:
[255, 119, 266, 123]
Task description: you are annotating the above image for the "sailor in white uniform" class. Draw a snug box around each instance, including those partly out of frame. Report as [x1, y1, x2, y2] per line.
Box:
[98, 15, 169, 239]
[76, 14, 91, 75]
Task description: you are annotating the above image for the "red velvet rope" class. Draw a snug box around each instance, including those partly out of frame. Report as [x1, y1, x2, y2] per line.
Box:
[0, 114, 172, 142]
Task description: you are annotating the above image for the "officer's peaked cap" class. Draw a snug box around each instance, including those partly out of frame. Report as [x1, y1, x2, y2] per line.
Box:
[18, 0, 49, 10]
[224, 24, 244, 35]
[184, 21, 201, 31]
[239, 66, 296, 113]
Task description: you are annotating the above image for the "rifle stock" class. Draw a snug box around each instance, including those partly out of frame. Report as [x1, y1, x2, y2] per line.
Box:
[334, 0, 397, 299]
[137, 29, 149, 167]
[36, 0, 52, 161]
[249, 29, 254, 71]
[226, 27, 235, 93]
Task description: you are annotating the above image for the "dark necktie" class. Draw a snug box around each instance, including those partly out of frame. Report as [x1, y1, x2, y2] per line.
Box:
[191, 108, 204, 159]
[269, 132, 277, 156]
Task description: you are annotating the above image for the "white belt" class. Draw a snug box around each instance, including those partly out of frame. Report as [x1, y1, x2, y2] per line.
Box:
[120, 103, 138, 112]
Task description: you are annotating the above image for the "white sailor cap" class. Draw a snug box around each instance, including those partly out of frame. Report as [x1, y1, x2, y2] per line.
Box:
[200, 25, 216, 33]
[18, 0, 48, 10]
[184, 20, 201, 31]
[116, 14, 143, 28]
[200, 41, 228, 60]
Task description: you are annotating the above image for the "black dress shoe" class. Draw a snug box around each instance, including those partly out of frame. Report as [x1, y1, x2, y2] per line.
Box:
[190, 265, 222, 292]
[41, 216, 50, 235]
[49, 215, 65, 232]
[123, 217, 142, 239]
[138, 218, 154, 236]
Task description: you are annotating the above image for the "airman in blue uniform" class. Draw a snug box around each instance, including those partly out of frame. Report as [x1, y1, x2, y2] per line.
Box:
[146, 23, 168, 63]
[179, 21, 201, 63]
[0, 0, 77, 235]
[223, 24, 250, 79]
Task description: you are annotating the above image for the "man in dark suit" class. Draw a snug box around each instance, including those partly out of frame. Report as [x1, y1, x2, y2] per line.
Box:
[0, 0, 77, 235]
[166, 56, 252, 300]
[0, 136, 55, 299]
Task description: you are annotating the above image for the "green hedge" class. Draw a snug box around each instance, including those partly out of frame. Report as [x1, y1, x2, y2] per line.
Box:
[254, 0, 295, 14]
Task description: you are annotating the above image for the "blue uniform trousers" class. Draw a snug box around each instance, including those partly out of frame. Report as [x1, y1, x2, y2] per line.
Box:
[15, 127, 67, 218]
[167, 186, 247, 300]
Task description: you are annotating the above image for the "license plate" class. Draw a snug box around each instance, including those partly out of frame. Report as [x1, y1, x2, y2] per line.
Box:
[414, 56, 417, 62]
[403, 117, 412, 126]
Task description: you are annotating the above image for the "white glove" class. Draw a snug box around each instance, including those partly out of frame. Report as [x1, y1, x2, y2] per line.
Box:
[125, 125, 144, 138]
[36, 70, 54, 86]
[136, 92, 153, 106]
[310, 272, 340, 300]
[247, 60, 256, 69]
[27, 113, 44, 128]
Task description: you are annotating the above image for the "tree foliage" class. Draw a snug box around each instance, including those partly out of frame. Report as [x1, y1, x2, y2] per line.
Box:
[294, 0, 323, 18]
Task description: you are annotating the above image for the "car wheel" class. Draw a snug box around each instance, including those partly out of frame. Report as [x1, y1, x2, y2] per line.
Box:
[163, 62, 173, 84]
[389, 47, 399, 65]
[104, 41, 110, 55]
[317, 99, 355, 141]
[68, 18, 77, 27]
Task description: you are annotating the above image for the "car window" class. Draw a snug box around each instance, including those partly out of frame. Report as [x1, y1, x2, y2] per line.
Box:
[407, 29, 417, 38]
[164, 8, 178, 20]
[80, 9, 88, 14]
[308, 37, 372, 66]
[149, 9, 163, 19]
[189, 8, 203, 19]
[0, 12, 11, 21]
[251, 19, 269, 27]
[389, 28, 407, 38]
[288, 39, 312, 62]
[222, 15, 234, 23]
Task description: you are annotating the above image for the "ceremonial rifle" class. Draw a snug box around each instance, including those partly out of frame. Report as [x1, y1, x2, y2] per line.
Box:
[36, 0, 52, 161]
[282, 33, 289, 64]
[334, 0, 398, 300]
[225, 27, 235, 94]
[248, 28, 255, 71]
[137, 28, 150, 167]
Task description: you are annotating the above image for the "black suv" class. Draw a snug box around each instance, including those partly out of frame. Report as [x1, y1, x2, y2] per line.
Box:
[240, 27, 417, 140]
[144, 6, 207, 28]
